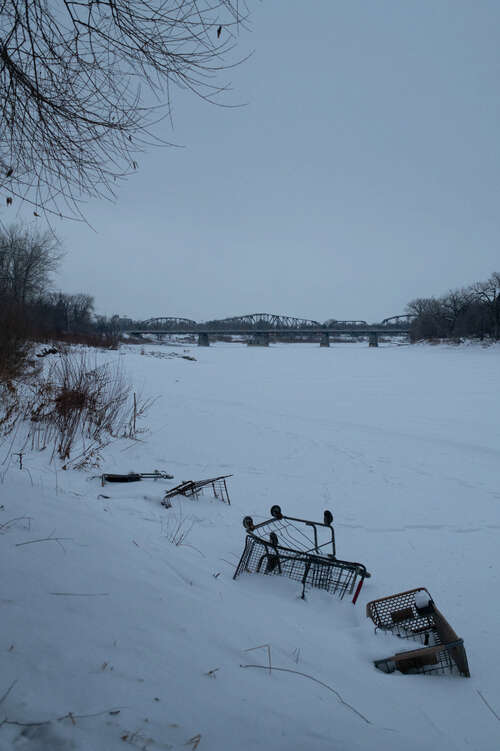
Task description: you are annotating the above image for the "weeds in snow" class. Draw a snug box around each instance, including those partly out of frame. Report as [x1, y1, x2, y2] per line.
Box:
[161, 510, 195, 547]
[0, 350, 154, 470]
[0, 516, 31, 533]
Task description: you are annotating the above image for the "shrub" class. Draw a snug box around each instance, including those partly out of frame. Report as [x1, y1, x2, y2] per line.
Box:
[1, 350, 152, 469]
[0, 299, 30, 381]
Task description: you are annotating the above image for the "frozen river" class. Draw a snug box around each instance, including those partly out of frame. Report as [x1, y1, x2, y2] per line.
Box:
[2, 340, 499, 750]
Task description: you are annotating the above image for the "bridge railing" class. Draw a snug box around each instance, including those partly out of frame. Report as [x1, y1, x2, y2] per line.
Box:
[129, 312, 414, 336]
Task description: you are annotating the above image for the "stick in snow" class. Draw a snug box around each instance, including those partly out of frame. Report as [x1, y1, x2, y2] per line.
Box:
[0, 680, 17, 708]
[240, 663, 371, 725]
[0, 517, 31, 531]
[16, 537, 72, 547]
[477, 689, 500, 722]
[49, 592, 109, 597]
[244, 645, 272, 674]
[0, 707, 124, 729]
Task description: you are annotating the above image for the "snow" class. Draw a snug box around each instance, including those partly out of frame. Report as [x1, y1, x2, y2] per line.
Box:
[1, 340, 500, 750]
[414, 591, 431, 609]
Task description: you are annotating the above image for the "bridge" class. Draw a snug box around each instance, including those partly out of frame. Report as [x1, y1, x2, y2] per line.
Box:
[128, 313, 414, 347]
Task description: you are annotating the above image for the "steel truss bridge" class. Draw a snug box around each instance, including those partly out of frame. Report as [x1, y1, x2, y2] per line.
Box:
[128, 313, 414, 347]
[381, 314, 416, 326]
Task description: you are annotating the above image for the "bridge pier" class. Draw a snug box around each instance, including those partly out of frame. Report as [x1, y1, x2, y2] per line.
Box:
[128, 323, 409, 345]
[247, 332, 270, 346]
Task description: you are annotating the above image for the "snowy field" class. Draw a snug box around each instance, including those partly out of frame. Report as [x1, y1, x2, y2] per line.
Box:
[1, 341, 500, 750]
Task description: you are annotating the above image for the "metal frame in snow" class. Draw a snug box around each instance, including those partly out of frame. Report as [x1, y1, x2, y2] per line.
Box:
[162, 475, 232, 505]
[233, 505, 370, 603]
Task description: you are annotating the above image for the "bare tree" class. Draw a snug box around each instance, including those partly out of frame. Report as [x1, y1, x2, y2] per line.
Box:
[0, 1, 249, 218]
[472, 273, 500, 339]
[439, 287, 474, 336]
[42, 291, 94, 333]
[0, 224, 62, 305]
[407, 273, 500, 341]
[406, 297, 447, 339]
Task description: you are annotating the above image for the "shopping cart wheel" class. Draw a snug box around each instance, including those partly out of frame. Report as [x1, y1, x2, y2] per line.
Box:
[243, 516, 254, 530]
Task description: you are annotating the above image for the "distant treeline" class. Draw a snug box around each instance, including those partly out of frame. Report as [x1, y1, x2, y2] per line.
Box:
[2, 223, 498, 382]
[407, 272, 500, 341]
[0, 224, 122, 379]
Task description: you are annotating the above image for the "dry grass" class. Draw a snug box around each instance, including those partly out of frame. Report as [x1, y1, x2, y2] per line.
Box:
[1, 350, 152, 469]
[161, 510, 196, 546]
[45, 331, 121, 349]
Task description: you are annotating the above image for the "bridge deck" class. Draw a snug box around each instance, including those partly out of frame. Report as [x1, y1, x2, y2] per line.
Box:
[128, 328, 410, 336]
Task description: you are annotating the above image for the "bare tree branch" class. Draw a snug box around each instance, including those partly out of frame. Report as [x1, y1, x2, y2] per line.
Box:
[0, 1, 250, 218]
[0, 223, 62, 304]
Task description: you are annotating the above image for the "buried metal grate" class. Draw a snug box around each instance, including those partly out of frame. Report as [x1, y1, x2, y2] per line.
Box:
[367, 588, 470, 677]
[373, 640, 466, 677]
[162, 475, 231, 506]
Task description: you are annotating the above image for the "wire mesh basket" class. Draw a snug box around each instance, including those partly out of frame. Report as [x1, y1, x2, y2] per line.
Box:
[367, 587, 438, 643]
[373, 640, 468, 677]
[367, 588, 470, 677]
[162, 475, 231, 505]
[233, 505, 370, 603]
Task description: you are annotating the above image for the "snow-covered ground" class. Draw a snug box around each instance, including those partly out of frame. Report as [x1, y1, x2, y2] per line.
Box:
[1, 341, 499, 750]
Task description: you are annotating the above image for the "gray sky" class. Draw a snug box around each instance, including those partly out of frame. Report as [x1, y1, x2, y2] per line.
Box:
[19, 1, 500, 322]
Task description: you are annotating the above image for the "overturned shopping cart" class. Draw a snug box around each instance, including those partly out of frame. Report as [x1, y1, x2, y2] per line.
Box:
[367, 587, 470, 677]
[233, 505, 370, 603]
[161, 475, 232, 506]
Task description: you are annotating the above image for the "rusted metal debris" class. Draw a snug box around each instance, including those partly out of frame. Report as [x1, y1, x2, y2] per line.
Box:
[161, 475, 232, 506]
[367, 587, 470, 677]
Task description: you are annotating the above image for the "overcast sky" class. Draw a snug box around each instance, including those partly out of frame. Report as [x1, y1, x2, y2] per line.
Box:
[16, 0, 500, 323]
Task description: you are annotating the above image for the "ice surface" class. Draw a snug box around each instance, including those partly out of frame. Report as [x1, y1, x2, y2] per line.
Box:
[1, 341, 499, 750]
